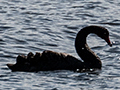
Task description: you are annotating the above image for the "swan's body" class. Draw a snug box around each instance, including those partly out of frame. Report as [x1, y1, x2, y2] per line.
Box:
[7, 26, 112, 72]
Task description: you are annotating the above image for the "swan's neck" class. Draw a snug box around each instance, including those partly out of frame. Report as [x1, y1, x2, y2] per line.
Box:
[75, 28, 102, 69]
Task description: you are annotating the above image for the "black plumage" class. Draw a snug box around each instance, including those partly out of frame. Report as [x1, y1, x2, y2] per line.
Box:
[7, 26, 112, 72]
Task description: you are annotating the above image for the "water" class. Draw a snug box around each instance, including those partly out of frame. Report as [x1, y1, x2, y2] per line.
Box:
[0, 0, 120, 89]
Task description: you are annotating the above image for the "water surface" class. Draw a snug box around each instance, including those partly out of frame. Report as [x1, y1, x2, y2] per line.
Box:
[0, 0, 120, 89]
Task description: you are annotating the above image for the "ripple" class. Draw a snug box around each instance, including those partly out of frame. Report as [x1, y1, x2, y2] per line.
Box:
[99, 22, 120, 26]
[4, 35, 27, 44]
[64, 25, 79, 30]
[105, 47, 120, 53]
[0, 0, 120, 90]
[21, 11, 46, 15]
[0, 26, 13, 30]
[0, 10, 7, 13]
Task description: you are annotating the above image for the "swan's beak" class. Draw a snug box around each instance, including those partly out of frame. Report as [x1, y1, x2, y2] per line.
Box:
[105, 36, 112, 47]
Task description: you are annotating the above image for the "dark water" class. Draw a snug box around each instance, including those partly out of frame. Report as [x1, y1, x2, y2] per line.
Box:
[0, 0, 120, 89]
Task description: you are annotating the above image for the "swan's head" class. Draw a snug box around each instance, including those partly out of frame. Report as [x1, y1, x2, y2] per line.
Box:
[91, 26, 112, 47]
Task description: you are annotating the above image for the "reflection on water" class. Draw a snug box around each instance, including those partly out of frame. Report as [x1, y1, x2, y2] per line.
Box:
[0, 0, 120, 89]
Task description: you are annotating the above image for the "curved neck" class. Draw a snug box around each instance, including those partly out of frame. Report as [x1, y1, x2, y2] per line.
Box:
[75, 27, 102, 69]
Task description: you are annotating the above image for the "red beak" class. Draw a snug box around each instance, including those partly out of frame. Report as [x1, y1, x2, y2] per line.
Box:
[105, 36, 112, 47]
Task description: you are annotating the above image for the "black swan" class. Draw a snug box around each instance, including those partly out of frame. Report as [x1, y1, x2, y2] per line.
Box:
[7, 26, 112, 72]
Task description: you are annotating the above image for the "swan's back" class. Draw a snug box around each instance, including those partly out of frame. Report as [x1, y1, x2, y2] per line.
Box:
[31, 50, 85, 71]
[7, 50, 85, 72]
